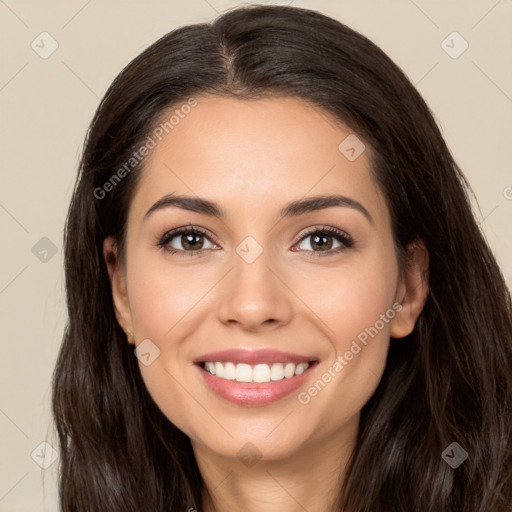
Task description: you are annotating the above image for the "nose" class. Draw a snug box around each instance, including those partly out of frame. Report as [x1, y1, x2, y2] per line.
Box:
[216, 247, 293, 332]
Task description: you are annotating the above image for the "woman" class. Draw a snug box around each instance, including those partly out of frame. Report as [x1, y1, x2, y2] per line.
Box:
[52, 4, 512, 511]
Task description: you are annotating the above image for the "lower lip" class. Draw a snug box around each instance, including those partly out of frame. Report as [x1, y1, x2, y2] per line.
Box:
[196, 363, 317, 406]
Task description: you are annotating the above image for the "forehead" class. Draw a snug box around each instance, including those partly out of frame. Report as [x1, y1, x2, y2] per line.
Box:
[129, 95, 387, 224]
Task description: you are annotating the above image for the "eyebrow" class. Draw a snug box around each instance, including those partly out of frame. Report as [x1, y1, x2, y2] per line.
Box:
[144, 193, 374, 226]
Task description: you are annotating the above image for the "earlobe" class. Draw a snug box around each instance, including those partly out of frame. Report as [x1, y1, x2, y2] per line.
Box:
[390, 238, 429, 339]
[103, 236, 135, 344]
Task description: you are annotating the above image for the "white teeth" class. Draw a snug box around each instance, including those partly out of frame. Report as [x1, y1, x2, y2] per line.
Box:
[270, 363, 284, 381]
[236, 363, 253, 382]
[284, 362, 295, 378]
[253, 364, 270, 383]
[215, 362, 223, 378]
[203, 361, 311, 382]
[294, 362, 308, 376]
[224, 362, 236, 380]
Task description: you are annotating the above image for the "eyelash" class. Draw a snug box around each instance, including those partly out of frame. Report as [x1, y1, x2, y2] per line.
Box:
[156, 225, 354, 259]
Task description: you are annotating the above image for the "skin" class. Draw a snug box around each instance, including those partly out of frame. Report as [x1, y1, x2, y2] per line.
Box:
[104, 96, 429, 512]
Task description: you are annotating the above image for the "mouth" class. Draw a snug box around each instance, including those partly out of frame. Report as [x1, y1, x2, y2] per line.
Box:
[193, 349, 319, 406]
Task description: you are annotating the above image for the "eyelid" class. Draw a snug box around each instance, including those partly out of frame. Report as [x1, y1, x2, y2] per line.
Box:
[296, 225, 352, 243]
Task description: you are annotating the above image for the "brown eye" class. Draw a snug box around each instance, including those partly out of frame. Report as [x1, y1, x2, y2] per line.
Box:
[294, 227, 353, 257]
[157, 227, 218, 256]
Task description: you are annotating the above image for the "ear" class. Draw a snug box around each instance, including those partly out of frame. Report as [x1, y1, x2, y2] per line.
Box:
[103, 236, 135, 345]
[390, 237, 429, 338]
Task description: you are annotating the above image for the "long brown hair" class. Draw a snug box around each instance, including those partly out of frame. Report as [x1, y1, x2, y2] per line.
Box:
[52, 4, 512, 511]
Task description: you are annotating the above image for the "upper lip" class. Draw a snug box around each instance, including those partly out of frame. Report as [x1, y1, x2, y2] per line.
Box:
[193, 349, 317, 365]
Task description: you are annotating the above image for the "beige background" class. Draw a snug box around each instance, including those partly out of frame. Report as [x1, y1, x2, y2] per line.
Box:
[1, 0, 511, 510]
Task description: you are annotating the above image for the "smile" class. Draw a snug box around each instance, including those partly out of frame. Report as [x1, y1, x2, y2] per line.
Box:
[193, 349, 319, 406]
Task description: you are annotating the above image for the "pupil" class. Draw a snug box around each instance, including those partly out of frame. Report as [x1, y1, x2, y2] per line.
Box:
[312, 234, 332, 251]
[183, 234, 202, 250]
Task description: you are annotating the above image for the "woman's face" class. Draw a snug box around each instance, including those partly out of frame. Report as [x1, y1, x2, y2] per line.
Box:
[105, 95, 424, 463]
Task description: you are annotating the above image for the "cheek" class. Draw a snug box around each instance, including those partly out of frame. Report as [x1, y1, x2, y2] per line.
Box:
[127, 251, 214, 341]
[297, 247, 399, 352]
[330, 270, 396, 346]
